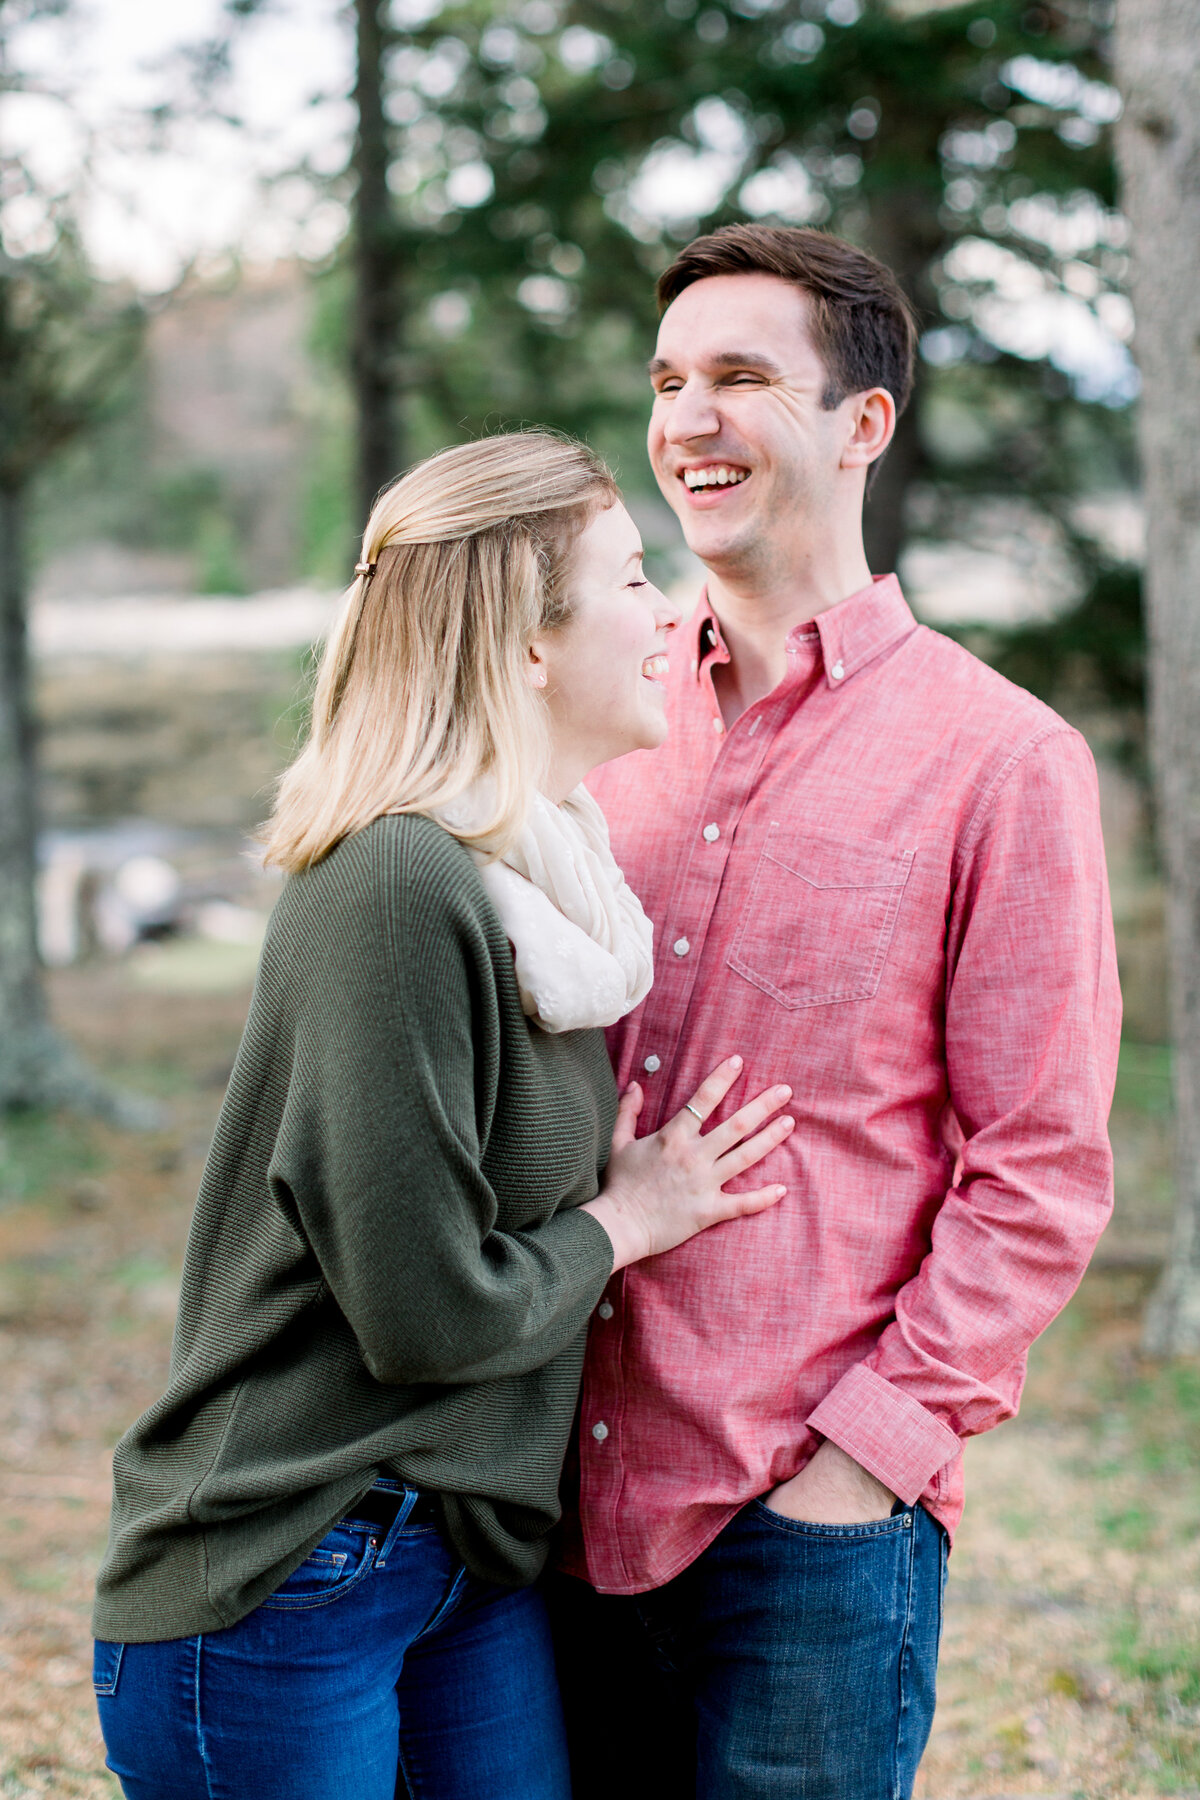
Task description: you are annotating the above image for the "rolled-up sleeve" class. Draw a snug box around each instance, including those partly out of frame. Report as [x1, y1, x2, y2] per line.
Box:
[808, 726, 1122, 1502]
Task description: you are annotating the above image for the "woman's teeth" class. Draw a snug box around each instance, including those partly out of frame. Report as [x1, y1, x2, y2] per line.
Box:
[683, 466, 749, 490]
[641, 655, 669, 681]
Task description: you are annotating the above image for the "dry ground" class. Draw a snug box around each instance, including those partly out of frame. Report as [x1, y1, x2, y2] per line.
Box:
[0, 961, 1195, 1799]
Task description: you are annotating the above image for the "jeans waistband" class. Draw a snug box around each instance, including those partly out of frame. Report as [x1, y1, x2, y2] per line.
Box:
[348, 1481, 440, 1531]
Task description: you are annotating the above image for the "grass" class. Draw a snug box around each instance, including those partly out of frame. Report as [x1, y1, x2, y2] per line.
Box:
[1113, 1042, 1174, 1117]
[1, 980, 1197, 1797]
[0, 1114, 105, 1213]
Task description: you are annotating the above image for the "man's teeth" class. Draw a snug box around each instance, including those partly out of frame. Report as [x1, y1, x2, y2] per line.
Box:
[642, 655, 669, 679]
[683, 466, 749, 490]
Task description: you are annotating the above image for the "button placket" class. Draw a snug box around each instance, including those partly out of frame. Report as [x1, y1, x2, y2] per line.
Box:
[622, 691, 779, 1132]
[574, 1260, 630, 1588]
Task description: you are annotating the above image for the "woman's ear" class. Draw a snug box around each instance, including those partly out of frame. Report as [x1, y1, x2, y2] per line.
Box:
[528, 647, 549, 689]
[840, 388, 896, 472]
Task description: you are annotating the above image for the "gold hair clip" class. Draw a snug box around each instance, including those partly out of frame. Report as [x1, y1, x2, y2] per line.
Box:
[354, 560, 376, 577]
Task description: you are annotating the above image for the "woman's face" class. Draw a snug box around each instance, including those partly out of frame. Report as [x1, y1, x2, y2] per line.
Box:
[533, 502, 680, 796]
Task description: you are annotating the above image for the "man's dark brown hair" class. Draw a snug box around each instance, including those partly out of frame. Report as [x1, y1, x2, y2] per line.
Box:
[656, 224, 918, 417]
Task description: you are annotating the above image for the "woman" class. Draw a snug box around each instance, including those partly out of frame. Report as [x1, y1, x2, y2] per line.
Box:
[93, 432, 794, 1800]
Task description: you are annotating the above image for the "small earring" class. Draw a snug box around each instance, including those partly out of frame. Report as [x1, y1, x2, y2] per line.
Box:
[533, 669, 547, 687]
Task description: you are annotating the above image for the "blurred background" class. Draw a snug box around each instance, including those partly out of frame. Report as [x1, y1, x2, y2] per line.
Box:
[0, 0, 1193, 1793]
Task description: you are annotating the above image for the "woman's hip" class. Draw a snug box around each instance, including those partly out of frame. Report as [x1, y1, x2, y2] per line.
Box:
[95, 1482, 571, 1800]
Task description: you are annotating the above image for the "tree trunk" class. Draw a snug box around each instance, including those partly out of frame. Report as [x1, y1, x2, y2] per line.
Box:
[1114, 0, 1200, 1353]
[864, 399, 924, 576]
[353, 0, 403, 530]
[0, 484, 151, 1119]
[0, 483, 48, 1085]
[863, 181, 940, 575]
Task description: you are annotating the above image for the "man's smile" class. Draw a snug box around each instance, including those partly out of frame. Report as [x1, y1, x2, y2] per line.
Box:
[677, 461, 753, 504]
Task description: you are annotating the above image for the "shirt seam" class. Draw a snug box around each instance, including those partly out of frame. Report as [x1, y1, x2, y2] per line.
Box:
[190, 1378, 249, 1629]
[192, 1275, 332, 1627]
[955, 721, 1079, 861]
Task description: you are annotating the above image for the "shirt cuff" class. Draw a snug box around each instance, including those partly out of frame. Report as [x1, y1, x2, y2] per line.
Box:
[806, 1362, 962, 1506]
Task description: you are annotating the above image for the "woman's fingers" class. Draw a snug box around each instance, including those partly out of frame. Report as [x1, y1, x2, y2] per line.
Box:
[715, 1182, 788, 1221]
[714, 1114, 796, 1182]
[703, 1084, 793, 1157]
[611, 1081, 644, 1153]
[675, 1055, 744, 1128]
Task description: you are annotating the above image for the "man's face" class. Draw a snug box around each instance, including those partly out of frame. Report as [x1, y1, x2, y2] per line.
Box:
[647, 272, 857, 583]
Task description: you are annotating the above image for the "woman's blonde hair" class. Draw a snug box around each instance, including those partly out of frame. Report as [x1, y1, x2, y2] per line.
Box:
[263, 431, 618, 874]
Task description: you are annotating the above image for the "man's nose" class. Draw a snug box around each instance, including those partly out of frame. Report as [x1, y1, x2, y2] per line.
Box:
[663, 379, 721, 443]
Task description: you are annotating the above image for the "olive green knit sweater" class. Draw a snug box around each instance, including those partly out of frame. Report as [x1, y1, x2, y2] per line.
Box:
[93, 813, 617, 1643]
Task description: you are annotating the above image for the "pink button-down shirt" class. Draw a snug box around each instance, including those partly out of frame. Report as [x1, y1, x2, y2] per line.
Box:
[564, 574, 1120, 1595]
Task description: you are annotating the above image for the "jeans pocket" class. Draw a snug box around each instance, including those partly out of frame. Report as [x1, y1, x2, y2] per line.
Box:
[749, 1498, 913, 1540]
[93, 1639, 125, 1696]
[261, 1521, 375, 1611]
[728, 826, 915, 1008]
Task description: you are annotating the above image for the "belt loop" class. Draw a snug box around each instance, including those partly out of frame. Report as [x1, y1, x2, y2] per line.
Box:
[373, 1485, 419, 1570]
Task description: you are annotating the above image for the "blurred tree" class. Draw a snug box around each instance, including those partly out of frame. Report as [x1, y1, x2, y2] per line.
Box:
[1115, 0, 1200, 1354]
[354, 0, 408, 526]
[0, 83, 144, 1110]
[351, 0, 1134, 595]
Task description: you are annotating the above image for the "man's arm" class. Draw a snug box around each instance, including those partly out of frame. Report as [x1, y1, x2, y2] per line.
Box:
[772, 725, 1121, 1520]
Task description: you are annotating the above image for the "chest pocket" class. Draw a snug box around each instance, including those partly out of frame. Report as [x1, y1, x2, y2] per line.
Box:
[728, 825, 915, 1008]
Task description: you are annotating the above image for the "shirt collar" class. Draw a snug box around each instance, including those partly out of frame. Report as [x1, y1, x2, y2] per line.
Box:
[691, 573, 917, 692]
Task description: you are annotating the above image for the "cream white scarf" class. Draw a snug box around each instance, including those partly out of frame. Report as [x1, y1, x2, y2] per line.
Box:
[442, 785, 654, 1034]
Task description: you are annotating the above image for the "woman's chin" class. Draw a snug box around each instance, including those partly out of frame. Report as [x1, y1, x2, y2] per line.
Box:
[636, 708, 670, 752]
[585, 702, 669, 770]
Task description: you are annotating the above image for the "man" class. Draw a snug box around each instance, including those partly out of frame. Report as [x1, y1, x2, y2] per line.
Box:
[549, 224, 1121, 1799]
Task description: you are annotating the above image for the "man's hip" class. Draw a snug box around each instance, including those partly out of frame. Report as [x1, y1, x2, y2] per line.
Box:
[547, 1498, 947, 1800]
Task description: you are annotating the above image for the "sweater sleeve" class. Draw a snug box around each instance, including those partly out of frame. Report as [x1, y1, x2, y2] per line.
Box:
[270, 820, 615, 1389]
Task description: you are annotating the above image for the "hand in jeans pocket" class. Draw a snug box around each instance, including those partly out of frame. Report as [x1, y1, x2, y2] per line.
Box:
[761, 1440, 897, 1524]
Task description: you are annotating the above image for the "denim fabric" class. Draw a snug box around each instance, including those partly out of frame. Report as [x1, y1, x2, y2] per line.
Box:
[549, 1499, 948, 1800]
[96, 1481, 571, 1800]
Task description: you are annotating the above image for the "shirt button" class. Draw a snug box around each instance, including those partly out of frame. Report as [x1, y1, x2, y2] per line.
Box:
[673, 937, 690, 957]
[712, 716, 724, 734]
[703, 823, 720, 843]
[592, 1421, 609, 1441]
[831, 660, 845, 681]
[597, 1301, 614, 1320]
[643, 1053, 661, 1073]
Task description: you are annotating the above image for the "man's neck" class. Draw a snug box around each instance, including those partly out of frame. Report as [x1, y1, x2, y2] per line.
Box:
[706, 542, 874, 727]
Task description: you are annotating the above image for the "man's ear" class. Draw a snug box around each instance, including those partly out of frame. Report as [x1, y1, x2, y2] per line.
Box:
[840, 388, 896, 472]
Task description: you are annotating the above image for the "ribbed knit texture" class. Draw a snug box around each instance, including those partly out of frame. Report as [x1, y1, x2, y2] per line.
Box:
[93, 813, 616, 1643]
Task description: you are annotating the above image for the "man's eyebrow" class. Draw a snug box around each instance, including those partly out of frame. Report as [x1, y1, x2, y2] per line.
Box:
[647, 350, 784, 378]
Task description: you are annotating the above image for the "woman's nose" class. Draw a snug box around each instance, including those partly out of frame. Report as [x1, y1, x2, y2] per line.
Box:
[655, 590, 683, 632]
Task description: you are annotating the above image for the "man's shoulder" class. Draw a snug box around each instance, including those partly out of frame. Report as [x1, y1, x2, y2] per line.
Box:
[903, 623, 1079, 762]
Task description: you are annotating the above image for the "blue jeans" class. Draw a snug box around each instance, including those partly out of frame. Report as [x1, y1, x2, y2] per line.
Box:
[95, 1480, 571, 1800]
[548, 1498, 948, 1800]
